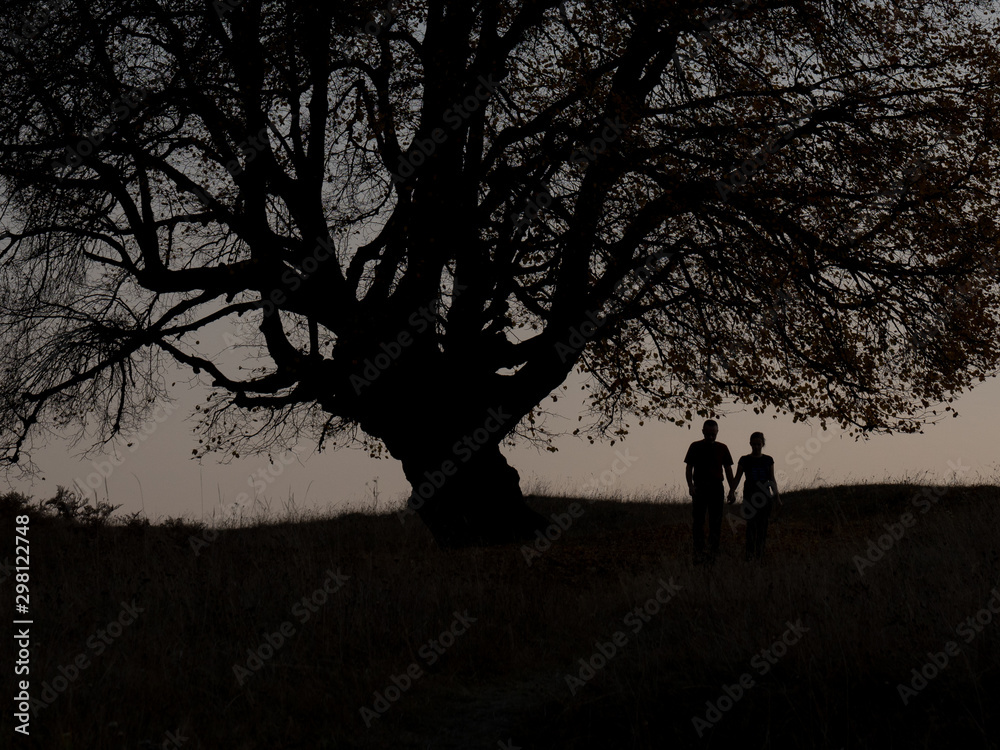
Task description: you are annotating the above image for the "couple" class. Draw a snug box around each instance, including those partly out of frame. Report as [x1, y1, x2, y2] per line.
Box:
[684, 419, 782, 562]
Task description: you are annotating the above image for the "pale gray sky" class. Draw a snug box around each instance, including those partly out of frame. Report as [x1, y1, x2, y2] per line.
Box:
[6, 365, 998, 522]
[5, 5, 997, 525]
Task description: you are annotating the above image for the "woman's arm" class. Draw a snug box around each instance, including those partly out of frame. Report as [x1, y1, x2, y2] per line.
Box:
[729, 461, 744, 503]
[769, 462, 782, 514]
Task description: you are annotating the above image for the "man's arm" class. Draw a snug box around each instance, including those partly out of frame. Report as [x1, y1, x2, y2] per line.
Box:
[719, 444, 736, 495]
[685, 463, 695, 497]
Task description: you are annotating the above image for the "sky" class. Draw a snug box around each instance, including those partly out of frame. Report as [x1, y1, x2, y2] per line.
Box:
[3, 4, 998, 526]
[5, 363, 998, 523]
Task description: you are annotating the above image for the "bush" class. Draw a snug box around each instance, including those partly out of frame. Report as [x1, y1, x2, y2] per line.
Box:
[44, 485, 122, 525]
[0, 490, 35, 517]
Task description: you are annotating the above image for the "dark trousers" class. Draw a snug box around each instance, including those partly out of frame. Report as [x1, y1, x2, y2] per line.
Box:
[743, 496, 772, 560]
[692, 486, 724, 555]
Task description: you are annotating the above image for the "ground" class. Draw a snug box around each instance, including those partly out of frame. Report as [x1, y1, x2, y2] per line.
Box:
[1, 483, 998, 749]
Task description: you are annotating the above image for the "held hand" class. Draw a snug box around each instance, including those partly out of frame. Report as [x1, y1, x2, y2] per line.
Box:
[727, 489, 736, 505]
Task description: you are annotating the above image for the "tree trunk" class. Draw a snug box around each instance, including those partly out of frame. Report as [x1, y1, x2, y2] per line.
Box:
[352, 362, 553, 547]
[399, 442, 549, 548]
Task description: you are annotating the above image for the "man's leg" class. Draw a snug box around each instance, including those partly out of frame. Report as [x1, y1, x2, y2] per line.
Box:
[692, 492, 707, 558]
[707, 486, 724, 557]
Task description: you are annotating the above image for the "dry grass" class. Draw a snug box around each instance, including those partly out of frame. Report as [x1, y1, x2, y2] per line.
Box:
[2, 482, 999, 749]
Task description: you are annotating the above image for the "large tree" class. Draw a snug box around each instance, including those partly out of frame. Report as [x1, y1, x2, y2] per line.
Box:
[1, 0, 999, 545]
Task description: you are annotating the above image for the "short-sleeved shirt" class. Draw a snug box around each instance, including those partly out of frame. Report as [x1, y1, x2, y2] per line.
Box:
[738, 454, 774, 497]
[684, 440, 734, 485]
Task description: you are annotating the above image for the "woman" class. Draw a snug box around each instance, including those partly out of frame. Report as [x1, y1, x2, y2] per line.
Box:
[728, 432, 781, 561]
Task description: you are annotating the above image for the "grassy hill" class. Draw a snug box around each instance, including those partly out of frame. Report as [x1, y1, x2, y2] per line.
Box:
[2, 483, 998, 749]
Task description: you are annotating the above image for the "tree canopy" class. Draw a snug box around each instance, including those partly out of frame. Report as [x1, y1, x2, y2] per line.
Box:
[2, 0, 999, 543]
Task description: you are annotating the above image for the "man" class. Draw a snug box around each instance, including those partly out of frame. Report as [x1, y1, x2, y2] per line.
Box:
[684, 419, 735, 563]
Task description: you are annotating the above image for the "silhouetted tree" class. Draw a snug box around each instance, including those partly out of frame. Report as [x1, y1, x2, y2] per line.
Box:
[2, 0, 999, 545]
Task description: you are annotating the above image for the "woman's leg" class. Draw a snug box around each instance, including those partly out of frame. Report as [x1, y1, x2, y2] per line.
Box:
[744, 495, 758, 559]
[756, 501, 772, 559]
